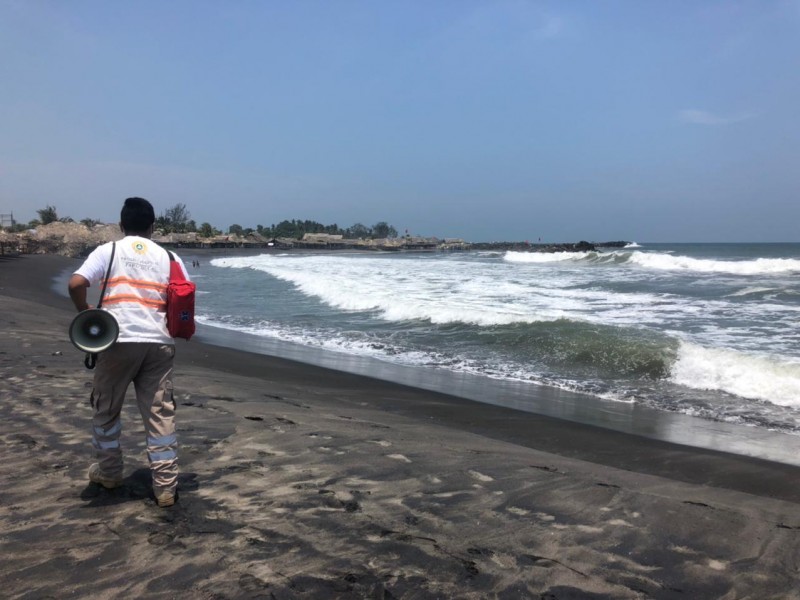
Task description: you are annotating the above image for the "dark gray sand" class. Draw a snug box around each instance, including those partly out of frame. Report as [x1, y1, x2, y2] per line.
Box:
[2, 254, 800, 599]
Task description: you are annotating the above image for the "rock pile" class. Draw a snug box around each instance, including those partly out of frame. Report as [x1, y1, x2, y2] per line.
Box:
[1, 222, 122, 257]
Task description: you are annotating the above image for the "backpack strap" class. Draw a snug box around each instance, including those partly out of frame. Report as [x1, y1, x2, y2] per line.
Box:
[167, 250, 187, 281]
[96, 241, 116, 309]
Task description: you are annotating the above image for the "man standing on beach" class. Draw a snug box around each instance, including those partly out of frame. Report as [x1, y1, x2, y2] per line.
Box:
[67, 197, 190, 507]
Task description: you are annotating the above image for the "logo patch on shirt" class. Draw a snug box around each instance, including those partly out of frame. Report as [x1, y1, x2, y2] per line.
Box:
[132, 241, 147, 254]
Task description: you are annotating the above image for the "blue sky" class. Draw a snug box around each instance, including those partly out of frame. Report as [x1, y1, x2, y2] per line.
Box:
[1, 1, 798, 242]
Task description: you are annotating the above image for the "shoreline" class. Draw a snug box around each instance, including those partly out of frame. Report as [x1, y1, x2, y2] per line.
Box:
[40, 251, 800, 467]
[196, 321, 800, 468]
[3, 254, 800, 598]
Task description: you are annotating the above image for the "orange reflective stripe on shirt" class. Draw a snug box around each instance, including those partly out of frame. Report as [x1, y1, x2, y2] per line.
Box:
[103, 276, 168, 292]
[103, 294, 167, 310]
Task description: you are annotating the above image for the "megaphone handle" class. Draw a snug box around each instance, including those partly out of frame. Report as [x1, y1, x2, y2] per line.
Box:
[85, 353, 97, 370]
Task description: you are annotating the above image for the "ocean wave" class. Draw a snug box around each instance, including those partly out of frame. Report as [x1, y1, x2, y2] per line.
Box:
[211, 253, 668, 327]
[203, 250, 800, 433]
[504, 251, 593, 263]
[212, 253, 787, 335]
[669, 342, 800, 407]
[196, 313, 674, 390]
[196, 315, 418, 361]
[628, 252, 800, 275]
[503, 248, 800, 275]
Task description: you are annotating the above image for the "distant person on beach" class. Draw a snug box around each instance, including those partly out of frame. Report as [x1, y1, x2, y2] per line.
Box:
[67, 197, 190, 508]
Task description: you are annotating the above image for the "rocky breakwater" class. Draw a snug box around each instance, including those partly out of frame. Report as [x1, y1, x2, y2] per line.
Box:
[471, 240, 629, 252]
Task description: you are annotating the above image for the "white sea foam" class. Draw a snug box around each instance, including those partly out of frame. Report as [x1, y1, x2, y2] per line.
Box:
[209, 253, 800, 352]
[725, 287, 780, 298]
[211, 254, 666, 327]
[670, 342, 800, 407]
[624, 242, 642, 248]
[208, 251, 800, 420]
[501, 247, 800, 275]
[504, 251, 593, 263]
[628, 252, 800, 275]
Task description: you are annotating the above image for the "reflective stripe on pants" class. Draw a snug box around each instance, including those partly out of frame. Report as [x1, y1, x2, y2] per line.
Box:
[91, 342, 178, 493]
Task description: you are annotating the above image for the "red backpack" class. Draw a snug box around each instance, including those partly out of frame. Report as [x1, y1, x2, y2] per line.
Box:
[166, 252, 196, 340]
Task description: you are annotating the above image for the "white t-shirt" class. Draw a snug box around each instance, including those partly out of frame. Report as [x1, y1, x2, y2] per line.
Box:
[74, 236, 190, 344]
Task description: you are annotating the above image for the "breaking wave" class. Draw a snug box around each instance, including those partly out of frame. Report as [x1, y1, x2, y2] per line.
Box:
[627, 252, 800, 275]
[670, 342, 800, 408]
[504, 249, 800, 275]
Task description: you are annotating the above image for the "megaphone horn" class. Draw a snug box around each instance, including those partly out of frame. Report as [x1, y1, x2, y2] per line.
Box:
[69, 309, 120, 354]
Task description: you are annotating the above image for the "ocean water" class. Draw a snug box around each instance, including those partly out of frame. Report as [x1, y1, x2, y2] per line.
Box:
[193, 243, 800, 438]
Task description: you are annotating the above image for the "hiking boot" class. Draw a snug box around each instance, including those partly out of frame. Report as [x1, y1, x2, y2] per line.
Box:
[155, 490, 176, 508]
[88, 463, 123, 489]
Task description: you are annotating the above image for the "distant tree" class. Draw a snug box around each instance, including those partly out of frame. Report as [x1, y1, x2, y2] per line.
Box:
[255, 219, 395, 240]
[372, 221, 397, 239]
[37, 205, 59, 225]
[59, 216, 75, 223]
[186, 219, 197, 232]
[81, 218, 101, 228]
[198, 222, 216, 238]
[165, 203, 190, 226]
[158, 203, 191, 233]
[228, 224, 244, 236]
[346, 223, 370, 239]
[273, 220, 298, 238]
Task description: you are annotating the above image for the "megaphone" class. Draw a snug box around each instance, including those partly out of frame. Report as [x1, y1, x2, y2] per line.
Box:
[69, 309, 119, 354]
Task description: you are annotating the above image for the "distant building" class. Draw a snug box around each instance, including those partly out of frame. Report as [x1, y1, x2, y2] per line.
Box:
[301, 233, 344, 244]
[0, 212, 16, 228]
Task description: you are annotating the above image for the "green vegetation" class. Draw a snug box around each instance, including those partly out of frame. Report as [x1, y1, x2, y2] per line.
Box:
[0, 205, 86, 232]
[1, 203, 401, 241]
[36, 205, 59, 225]
[155, 203, 195, 233]
[198, 222, 221, 237]
[255, 219, 398, 240]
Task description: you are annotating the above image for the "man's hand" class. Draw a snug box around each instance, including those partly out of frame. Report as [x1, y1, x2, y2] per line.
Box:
[68, 274, 91, 312]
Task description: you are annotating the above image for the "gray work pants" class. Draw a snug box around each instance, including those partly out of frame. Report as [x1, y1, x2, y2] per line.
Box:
[90, 343, 178, 494]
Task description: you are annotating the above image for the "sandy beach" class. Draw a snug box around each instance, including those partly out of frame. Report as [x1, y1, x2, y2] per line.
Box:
[2, 254, 800, 599]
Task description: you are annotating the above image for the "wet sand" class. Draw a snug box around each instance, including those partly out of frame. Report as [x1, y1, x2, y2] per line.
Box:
[2, 254, 800, 599]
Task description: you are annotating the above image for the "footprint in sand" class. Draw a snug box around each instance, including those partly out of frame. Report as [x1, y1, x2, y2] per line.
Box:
[148, 531, 175, 546]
